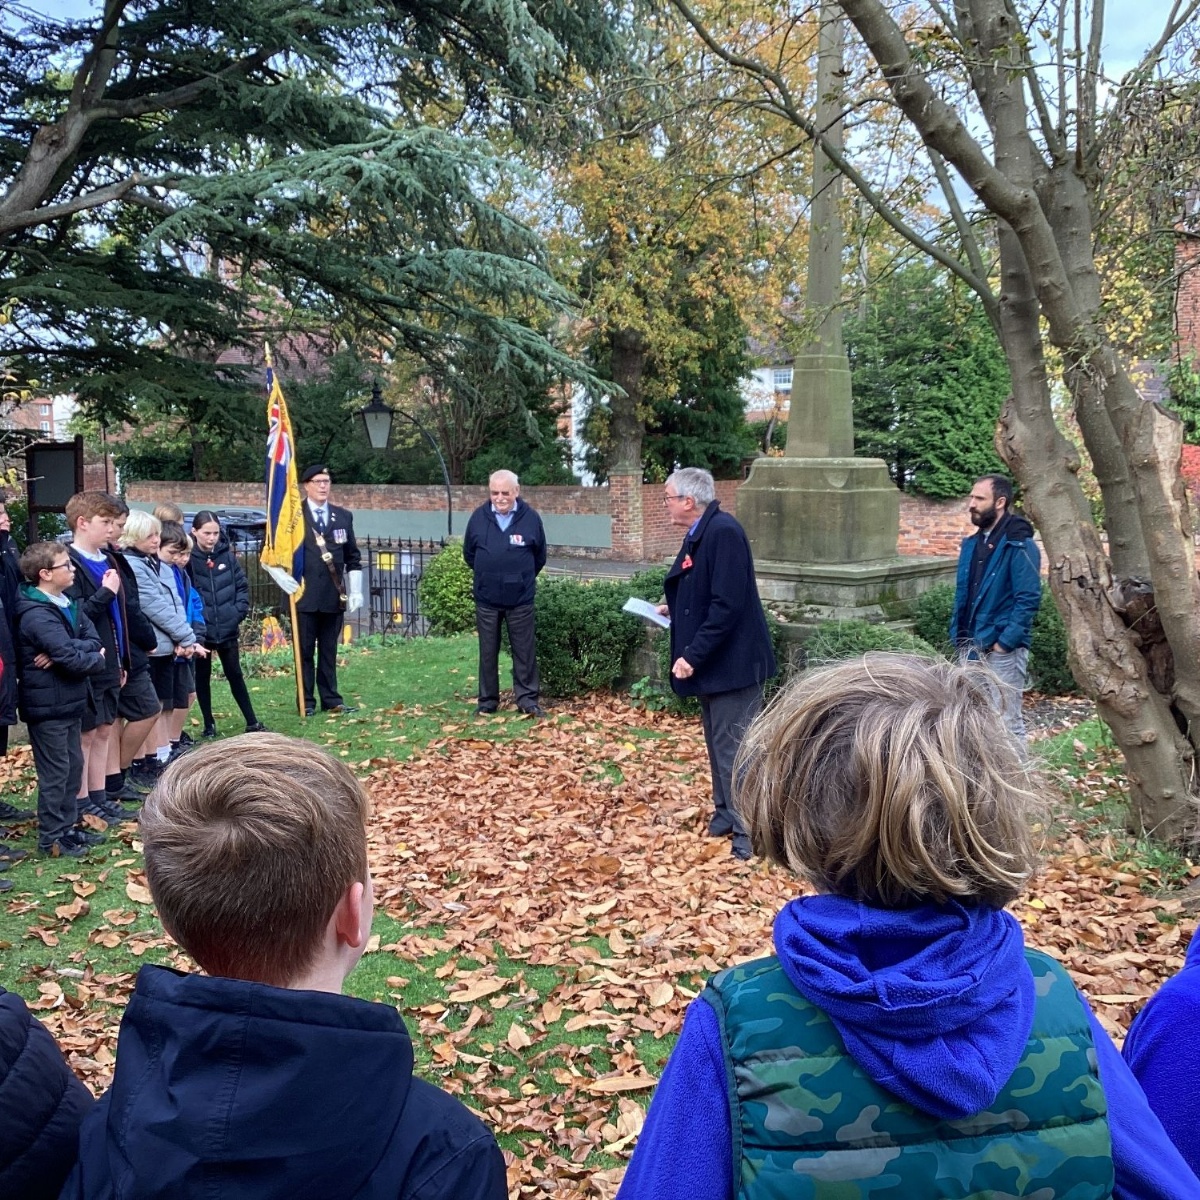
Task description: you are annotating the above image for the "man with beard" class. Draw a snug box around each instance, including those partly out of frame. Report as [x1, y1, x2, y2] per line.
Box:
[950, 474, 1042, 743]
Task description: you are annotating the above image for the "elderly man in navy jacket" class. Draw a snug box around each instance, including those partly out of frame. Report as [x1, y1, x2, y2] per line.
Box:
[463, 470, 547, 716]
[657, 468, 776, 860]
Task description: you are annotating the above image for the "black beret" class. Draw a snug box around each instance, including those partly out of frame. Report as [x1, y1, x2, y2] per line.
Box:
[300, 464, 330, 483]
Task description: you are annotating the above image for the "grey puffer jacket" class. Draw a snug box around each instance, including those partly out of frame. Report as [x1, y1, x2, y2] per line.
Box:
[124, 550, 196, 656]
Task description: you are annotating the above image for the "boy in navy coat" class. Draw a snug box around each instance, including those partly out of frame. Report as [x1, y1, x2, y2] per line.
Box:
[63, 734, 507, 1200]
[14, 542, 108, 857]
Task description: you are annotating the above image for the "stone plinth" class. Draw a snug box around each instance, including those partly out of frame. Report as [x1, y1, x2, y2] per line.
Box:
[738, 456, 900, 565]
[754, 555, 957, 622]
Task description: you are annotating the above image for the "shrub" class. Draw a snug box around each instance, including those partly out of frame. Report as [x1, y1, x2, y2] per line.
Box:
[534, 577, 644, 697]
[1029, 585, 1076, 695]
[627, 565, 669, 603]
[417, 541, 476, 635]
[912, 583, 956, 655]
[805, 620, 936, 665]
[911, 580, 1076, 695]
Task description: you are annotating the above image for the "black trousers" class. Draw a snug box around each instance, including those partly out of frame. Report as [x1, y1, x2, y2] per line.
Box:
[475, 602, 539, 710]
[30, 717, 84, 847]
[195, 638, 259, 727]
[298, 609, 344, 709]
[699, 683, 763, 843]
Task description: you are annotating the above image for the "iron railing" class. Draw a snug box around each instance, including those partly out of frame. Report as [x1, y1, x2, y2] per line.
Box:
[237, 535, 447, 641]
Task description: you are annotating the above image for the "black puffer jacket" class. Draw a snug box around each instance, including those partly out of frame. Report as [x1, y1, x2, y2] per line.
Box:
[189, 535, 250, 644]
[14, 586, 106, 722]
[0, 987, 94, 1200]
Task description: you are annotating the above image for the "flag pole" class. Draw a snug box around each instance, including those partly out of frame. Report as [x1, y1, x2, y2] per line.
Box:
[289, 591, 306, 719]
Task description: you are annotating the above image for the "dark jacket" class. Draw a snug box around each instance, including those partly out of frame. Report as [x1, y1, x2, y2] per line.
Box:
[189, 535, 250, 644]
[463, 500, 547, 609]
[62, 965, 508, 1200]
[949, 513, 1042, 652]
[0, 532, 19, 724]
[66, 546, 129, 686]
[14, 586, 106, 723]
[110, 549, 159, 673]
[664, 501, 776, 697]
[0, 986, 94, 1200]
[297, 502, 361, 614]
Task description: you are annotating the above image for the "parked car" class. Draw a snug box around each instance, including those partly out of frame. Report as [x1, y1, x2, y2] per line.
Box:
[181, 508, 268, 549]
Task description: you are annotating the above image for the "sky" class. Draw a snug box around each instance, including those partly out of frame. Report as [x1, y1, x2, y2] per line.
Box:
[10, 0, 1167, 79]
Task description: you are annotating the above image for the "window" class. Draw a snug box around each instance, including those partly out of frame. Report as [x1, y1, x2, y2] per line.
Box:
[39, 421, 50, 432]
[39, 404, 51, 417]
[772, 368, 793, 390]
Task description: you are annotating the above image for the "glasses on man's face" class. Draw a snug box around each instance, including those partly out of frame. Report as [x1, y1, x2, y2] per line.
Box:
[51, 562, 75, 572]
[664, 493, 685, 504]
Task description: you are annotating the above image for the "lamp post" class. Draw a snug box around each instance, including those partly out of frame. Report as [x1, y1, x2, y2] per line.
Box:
[357, 381, 454, 539]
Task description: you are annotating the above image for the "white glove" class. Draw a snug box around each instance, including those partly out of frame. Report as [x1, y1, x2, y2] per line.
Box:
[346, 570, 363, 614]
[263, 564, 300, 596]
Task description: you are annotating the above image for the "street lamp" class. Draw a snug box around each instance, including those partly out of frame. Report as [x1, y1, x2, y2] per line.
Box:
[357, 381, 454, 539]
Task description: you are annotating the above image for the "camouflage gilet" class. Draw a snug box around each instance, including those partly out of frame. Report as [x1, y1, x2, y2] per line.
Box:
[701, 948, 1113, 1199]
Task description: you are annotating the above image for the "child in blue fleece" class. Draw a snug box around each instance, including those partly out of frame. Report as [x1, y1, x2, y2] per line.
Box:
[1124, 930, 1200, 1177]
[617, 654, 1199, 1200]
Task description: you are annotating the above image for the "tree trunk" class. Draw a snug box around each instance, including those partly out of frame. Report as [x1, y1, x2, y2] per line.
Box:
[608, 327, 647, 475]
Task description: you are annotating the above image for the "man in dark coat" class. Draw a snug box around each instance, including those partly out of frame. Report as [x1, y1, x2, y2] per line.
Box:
[658, 468, 776, 860]
[0, 985, 94, 1199]
[463, 470, 547, 716]
[296, 465, 362, 716]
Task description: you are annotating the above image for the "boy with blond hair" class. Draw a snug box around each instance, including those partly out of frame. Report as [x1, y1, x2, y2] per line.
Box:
[64, 734, 506, 1200]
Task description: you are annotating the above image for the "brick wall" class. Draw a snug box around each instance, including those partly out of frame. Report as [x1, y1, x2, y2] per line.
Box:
[128, 478, 980, 562]
[640, 479, 741, 560]
[126, 480, 610, 515]
[1178, 239, 1200, 362]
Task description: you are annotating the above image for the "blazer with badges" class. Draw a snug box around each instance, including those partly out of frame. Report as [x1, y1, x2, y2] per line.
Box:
[298, 503, 362, 614]
[463, 500, 547, 609]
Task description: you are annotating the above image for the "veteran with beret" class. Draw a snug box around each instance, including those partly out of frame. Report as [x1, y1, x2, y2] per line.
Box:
[297, 465, 362, 716]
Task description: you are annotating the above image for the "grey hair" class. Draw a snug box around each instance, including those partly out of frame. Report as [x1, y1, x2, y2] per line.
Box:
[666, 468, 715, 506]
[489, 469, 520, 489]
[119, 509, 162, 548]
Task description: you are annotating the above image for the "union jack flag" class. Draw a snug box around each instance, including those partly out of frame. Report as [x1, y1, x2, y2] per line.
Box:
[261, 365, 305, 597]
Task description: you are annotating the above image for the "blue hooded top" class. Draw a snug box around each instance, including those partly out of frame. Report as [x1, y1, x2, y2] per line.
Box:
[1123, 928, 1200, 1177]
[61, 965, 507, 1200]
[616, 896, 1198, 1200]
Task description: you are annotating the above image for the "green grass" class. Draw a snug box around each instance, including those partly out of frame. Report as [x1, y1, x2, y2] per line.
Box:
[0, 633, 536, 990]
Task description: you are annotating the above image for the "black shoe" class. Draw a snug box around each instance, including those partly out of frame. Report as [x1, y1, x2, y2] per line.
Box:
[474, 705, 497, 715]
[519, 705, 548, 718]
[0, 801, 34, 822]
[321, 704, 358, 715]
[80, 798, 123, 823]
[0, 845, 29, 863]
[304, 706, 316, 717]
[128, 763, 159, 791]
[244, 721, 267, 733]
[107, 780, 145, 804]
[0, 878, 11, 891]
[202, 723, 217, 738]
[69, 826, 105, 846]
[43, 836, 89, 858]
[731, 837, 753, 861]
[178, 731, 194, 747]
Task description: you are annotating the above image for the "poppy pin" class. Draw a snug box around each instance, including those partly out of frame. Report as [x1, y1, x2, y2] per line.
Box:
[680, 554, 693, 571]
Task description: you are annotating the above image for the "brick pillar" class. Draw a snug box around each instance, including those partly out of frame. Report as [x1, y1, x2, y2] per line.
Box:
[608, 471, 644, 561]
[1178, 237, 1200, 363]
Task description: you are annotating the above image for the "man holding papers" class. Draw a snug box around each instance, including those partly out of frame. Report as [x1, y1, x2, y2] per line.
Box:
[657, 469, 776, 860]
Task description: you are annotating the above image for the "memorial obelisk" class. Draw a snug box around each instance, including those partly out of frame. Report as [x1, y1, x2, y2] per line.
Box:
[738, 6, 953, 615]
